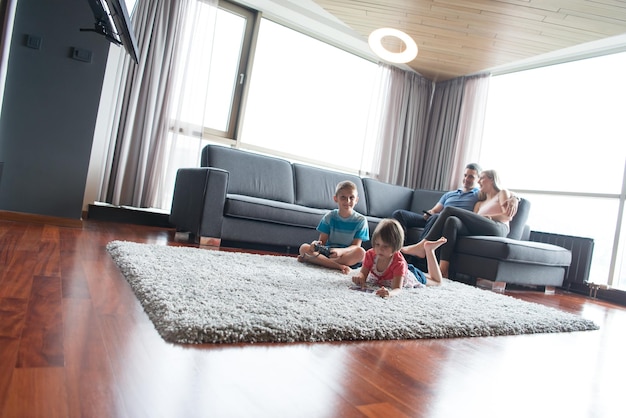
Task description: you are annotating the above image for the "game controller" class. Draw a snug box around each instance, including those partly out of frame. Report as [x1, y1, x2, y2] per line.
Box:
[313, 242, 332, 257]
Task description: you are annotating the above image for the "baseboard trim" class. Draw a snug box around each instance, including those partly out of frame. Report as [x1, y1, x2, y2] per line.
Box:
[0, 210, 83, 228]
[220, 240, 300, 255]
[86, 203, 172, 227]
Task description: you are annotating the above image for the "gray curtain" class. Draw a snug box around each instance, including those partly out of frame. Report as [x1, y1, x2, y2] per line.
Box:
[372, 64, 433, 188]
[418, 77, 466, 190]
[420, 74, 491, 191]
[102, 0, 193, 208]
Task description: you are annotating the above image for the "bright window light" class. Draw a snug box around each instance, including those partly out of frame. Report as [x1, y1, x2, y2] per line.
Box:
[240, 19, 378, 173]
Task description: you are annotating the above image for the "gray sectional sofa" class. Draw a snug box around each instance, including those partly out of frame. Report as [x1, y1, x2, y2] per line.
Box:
[170, 145, 572, 291]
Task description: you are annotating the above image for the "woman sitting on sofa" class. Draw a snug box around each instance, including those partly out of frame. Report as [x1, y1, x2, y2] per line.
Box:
[402, 169, 514, 278]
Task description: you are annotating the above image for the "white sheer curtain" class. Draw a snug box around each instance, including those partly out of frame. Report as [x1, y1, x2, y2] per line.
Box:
[145, 1, 218, 209]
[370, 64, 433, 188]
[101, 0, 217, 209]
[448, 74, 491, 190]
[0, 0, 16, 114]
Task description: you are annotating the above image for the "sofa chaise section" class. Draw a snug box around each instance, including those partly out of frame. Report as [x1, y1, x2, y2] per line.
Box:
[452, 235, 573, 291]
[450, 198, 572, 291]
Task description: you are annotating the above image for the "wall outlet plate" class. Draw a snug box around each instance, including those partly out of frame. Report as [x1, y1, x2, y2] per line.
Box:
[26, 35, 42, 50]
[72, 47, 92, 63]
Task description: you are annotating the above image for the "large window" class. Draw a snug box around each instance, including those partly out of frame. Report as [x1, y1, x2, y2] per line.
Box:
[480, 52, 626, 289]
[239, 19, 379, 173]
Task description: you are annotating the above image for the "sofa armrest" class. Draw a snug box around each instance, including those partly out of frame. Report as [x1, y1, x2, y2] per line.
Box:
[169, 168, 229, 240]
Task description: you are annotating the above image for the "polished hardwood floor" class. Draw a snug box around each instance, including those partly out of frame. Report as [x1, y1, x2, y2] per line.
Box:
[0, 218, 624, 418]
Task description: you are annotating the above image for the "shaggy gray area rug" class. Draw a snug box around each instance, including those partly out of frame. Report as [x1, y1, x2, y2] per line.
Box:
[106, 240, 599, 344]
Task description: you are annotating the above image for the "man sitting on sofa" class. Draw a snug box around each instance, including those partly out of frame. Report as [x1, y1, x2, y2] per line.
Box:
[392, 163, 519, 242]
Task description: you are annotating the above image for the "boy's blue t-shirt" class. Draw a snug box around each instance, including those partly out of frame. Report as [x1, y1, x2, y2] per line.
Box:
[317, 209, 369, 248]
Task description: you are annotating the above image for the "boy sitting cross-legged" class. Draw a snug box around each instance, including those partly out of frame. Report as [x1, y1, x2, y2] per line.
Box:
[298, 180, 369, 274]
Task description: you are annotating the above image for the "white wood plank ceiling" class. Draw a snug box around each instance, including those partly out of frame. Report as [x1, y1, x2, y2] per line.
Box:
[313, 0, 626, 80]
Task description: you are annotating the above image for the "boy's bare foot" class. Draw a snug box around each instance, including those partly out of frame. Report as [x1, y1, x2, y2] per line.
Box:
[340, 265, 352, 274]
[423, 237, 447, 252]
[298, 252, 318, 263]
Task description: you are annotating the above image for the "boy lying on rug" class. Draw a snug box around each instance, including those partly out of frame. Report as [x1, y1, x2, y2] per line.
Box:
[351, 218, 447, 299]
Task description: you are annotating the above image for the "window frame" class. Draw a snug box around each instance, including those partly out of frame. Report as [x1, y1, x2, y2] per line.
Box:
[201, 0, 258, 141]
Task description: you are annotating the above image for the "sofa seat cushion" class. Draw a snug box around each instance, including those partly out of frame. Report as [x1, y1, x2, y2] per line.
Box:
[455, 236, 572, 267]
[225, 194, 327, 228]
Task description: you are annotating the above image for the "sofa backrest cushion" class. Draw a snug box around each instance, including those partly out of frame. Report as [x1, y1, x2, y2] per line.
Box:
[362, 178, 413, 218]
[293, 163, 367, 214]
[201, 145, 295, 204]
[508, 197, 530, 240]
[410, 189, 446, 213]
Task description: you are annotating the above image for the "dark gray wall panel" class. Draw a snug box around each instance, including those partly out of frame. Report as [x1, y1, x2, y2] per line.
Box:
[0, 0, 109, 219]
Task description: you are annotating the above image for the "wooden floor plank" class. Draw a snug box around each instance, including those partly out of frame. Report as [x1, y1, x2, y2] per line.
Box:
[17, 276, 64, 368]
[34, 239, 60, 278]
[0, 298, 28, 338]
[0, 368, 68, 418]
[0, 338, 20, 414]
[59, 228, 93, 300]
[0, 227, 21, 266]
[0, 253, 37, 300]
[63, 298, 127, 418]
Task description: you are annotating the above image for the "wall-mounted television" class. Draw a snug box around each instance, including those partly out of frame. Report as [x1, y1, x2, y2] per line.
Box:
[83, 0, 139, 63]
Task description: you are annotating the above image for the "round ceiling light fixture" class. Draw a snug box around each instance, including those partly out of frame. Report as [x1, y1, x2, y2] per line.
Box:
[368, 28, 418, 63]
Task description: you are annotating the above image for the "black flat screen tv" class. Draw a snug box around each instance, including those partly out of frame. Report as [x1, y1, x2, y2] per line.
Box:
[84, 0, 139, 63]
